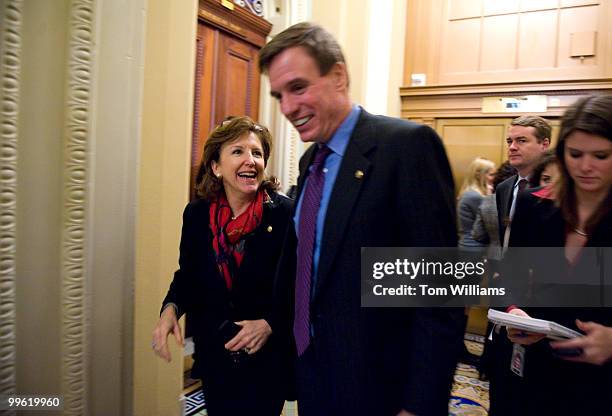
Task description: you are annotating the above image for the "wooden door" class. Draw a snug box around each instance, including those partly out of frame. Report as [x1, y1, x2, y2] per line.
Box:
[190, 1, 271, 199]
[435, 118, 560, 194]
[191, 23, 216, 196]
[191, 23, 263, 198]
[215, 31, 260, 124]
[435, 118, 511, 194]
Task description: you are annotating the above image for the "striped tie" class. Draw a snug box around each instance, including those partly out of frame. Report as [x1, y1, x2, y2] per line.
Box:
[294, 145, 332, 356]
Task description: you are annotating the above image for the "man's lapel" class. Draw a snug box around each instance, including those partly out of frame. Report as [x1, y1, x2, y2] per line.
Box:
[502, 175, 518, 217]
[313, 111, 376, 300]
[294, 145, 317, 213]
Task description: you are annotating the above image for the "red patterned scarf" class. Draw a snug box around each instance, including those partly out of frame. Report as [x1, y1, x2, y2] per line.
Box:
[209, 190, 265, 290]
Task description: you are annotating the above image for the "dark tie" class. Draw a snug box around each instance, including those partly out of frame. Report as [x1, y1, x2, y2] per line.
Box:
[505, 178, 529, 217]
[294, 145, 332, 356]
[503, 178, 529, 250]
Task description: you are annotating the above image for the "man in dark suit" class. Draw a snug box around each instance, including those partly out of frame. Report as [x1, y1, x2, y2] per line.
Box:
[259, 23, 465, 416]
[488, 115, 550, 416]
[496, 115, 551, 247]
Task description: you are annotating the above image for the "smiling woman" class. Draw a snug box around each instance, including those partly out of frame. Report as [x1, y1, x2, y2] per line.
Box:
[152, 116, 295, 415]
[195, 116, 279, 202]
[211, 129, 267, 214]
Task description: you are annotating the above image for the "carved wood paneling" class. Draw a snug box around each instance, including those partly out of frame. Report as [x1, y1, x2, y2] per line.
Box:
[0, 1, 22, 411]
[401, 79, 612, 119]
[190, 2, 271, 198]
[61, 0, 96, 414]
[198, 0, 271, 47]
[405, 0, 610, 86]
[400, 79, 611, 192]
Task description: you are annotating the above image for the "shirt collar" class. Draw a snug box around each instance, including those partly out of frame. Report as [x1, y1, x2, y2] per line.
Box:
[322, 105, 361, 156]
[514, 175, 530, 189]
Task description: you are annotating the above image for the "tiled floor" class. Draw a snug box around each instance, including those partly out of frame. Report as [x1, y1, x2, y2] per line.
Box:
[184, 400, 296, 416]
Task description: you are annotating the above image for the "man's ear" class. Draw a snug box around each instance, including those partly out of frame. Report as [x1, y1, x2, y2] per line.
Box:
[330, 62, 349, 90]
[542, 138, 551, 149]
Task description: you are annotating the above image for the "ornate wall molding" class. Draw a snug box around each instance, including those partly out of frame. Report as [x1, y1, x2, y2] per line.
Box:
[199, 0, 271, 47]
[61, 0, 96, 414]
[0, 1, 22, 410]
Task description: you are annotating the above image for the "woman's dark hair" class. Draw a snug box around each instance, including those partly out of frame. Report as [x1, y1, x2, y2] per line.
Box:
[194, 116, 280, 201]
[492, 161, 516, 192]
[555, 95, 612, 234]
[529, 149, 557, 188]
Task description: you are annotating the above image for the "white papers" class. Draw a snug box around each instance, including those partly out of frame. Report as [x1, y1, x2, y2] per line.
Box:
[487, 309, 582, 340]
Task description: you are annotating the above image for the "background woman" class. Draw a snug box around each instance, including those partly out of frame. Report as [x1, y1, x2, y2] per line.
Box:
[151, 116, 293, 416]
[457, 157, 496, 247]
[472, 161, 516, 259]
[528, 149, 559, 188]
[505, 95, 612, 415]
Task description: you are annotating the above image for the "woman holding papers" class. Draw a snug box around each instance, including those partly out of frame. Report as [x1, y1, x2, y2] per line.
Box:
[503, 95, 612, 415]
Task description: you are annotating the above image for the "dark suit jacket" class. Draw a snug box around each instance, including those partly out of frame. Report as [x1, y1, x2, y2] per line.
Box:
[506, 189, 612, 308]
[162, 192, 294, 390]
[273, 110, 466, 416]
[495, 174, 518, 244]
[504, 190, 612, 415]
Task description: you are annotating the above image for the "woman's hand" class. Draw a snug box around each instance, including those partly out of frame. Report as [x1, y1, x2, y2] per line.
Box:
[224, 319, 272, 355]
[151, 305, 184, 362]
[506, 308, 546, 345]
[550, 320, 612, 366]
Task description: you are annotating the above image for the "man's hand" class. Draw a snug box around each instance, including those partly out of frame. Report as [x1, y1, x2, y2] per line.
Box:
[151, 306, 184, 362]
[506, 308, 546, 345]
[224, 319, 272, 354]
[550, 320, 612, 366]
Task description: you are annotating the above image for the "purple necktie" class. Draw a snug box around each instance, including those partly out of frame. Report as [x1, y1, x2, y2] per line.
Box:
[294, 145, 332, 356]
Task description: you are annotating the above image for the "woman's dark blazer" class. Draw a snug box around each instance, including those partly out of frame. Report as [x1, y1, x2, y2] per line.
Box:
[506, 189, 612, 415]
[161, 191, 294, 380]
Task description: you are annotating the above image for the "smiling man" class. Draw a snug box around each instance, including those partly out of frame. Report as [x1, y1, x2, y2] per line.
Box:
[260, 23, 466, 416]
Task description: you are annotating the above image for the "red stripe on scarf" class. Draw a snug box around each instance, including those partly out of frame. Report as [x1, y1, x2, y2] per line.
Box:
[209, 190, 265, 290]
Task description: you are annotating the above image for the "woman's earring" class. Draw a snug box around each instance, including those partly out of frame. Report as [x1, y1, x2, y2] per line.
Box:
[216, 173, 222, 179]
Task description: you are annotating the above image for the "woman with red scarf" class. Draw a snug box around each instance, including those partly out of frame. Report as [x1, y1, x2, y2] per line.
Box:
[152, 116, 293, 415]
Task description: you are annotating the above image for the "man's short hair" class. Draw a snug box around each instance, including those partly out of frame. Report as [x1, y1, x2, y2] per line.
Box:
[510, 115, 551, 143]
[259, 22, 346, 77]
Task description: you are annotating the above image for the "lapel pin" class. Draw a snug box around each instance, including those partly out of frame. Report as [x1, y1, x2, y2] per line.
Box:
[354, 170, 364, 179]
[267, 225, 273, 232]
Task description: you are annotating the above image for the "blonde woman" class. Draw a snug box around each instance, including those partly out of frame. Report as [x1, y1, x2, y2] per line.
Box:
[457, 157, 496, 247]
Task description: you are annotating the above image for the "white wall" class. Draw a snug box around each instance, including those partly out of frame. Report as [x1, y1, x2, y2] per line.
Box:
[312, 0, 407, 116]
